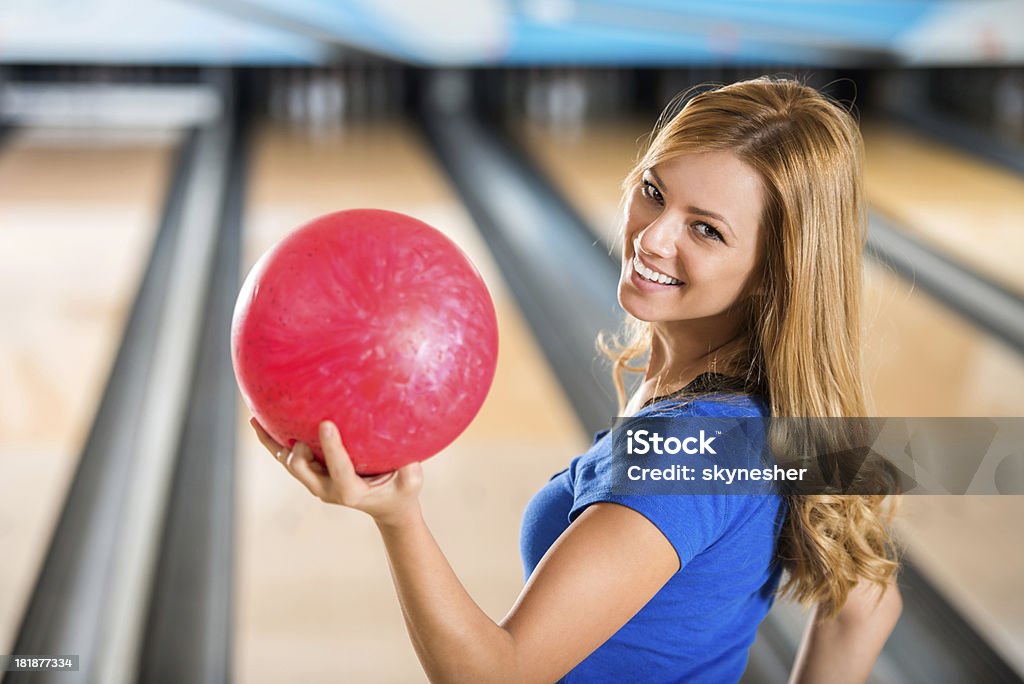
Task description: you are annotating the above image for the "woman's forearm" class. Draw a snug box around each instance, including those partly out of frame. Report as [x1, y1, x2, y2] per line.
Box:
[375, 507, 519, 683]
[251, 422, 519, 681]
[789, 608, 874, 684]
[789, 581, 902, 684]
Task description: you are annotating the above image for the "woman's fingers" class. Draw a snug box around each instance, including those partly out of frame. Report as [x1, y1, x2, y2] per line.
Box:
[250, 417, 284, 456]
[286, 442, 329, 499]
[252, 418, 409, 509]
[319, 420, 362, 486]
[363, 472, 397, 486]
[395, 461, 424, 492]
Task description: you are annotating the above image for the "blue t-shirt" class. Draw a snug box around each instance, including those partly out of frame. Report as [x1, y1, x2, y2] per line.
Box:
[519, 392, 785, 683]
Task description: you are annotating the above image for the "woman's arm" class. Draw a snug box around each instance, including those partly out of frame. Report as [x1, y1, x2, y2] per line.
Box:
[788, 579, 903, 684]
[253, 419, 679, 684]
[375, 500, 678, 683]
[373, 507, 516, 681]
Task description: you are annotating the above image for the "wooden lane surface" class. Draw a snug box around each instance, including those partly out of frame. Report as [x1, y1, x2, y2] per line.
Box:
[862, 119, 1024, 298]
[235, 122, 587, 683]
[863, 261, 1024, 673]
[518, 119, 648, 251]
[519, 118, 1024, 673]
[0, 128, 176, 653]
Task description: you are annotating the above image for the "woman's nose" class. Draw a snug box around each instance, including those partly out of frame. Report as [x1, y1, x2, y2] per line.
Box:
[636, 218, 678, 259]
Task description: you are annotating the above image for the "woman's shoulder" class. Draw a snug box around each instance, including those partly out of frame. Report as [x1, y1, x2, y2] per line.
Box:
[642, 373, 769, 419]
[651, 395, 765, 417]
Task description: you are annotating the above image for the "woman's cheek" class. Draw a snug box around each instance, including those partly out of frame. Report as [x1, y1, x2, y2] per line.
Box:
[625, 190, 654, 219]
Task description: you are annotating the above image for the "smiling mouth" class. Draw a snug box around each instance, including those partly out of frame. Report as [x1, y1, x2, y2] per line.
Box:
[632, 255, 684, 286]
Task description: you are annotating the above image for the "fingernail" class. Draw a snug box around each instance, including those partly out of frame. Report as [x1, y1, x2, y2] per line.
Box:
[320, 421, 335, 436]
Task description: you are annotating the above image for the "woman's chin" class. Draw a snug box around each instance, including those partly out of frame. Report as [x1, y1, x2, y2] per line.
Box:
[617, 286, 663, 322]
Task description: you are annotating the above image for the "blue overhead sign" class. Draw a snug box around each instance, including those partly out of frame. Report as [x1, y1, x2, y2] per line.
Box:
[0, 0, 1020, 66]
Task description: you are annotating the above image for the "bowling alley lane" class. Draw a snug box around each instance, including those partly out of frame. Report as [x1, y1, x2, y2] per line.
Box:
[236, 121, 588, 683]
[0, 128, 177, 654]
[517, 118, 1024, 672]
[862, 260, 1024, 673]
[518, 118, 650, 249]
[862, 119, 1024, 298]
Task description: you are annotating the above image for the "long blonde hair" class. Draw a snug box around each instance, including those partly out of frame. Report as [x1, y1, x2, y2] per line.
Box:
[599, 76, 898, 618]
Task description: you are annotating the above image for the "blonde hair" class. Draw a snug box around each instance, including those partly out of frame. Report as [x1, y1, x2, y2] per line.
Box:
[598, 75, 899, 618]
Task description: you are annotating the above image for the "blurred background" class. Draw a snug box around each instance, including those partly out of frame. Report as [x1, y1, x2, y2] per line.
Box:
[1, 1, 1023, 682]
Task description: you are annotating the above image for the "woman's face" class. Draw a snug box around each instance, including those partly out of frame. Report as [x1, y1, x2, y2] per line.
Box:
[618, 150, 767, 328]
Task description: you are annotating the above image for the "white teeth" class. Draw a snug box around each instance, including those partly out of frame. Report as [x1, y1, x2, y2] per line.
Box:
[633, 256, 682, 286]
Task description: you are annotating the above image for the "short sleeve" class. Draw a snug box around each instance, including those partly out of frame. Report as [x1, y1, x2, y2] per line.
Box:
[569, 488, 728, 571]
[567, 394, 769, 570]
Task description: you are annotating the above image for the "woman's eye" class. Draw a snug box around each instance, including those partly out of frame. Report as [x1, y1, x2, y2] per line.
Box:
[641, 180, 663, 204]
[695, 222, 724, 242]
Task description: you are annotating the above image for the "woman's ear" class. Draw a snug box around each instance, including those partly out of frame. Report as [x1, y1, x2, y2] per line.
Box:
[747, 260, 771, 299]
[744, 275, 766, 299]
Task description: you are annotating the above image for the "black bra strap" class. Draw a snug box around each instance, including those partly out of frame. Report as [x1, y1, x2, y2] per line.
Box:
[641, 372, 749, 408]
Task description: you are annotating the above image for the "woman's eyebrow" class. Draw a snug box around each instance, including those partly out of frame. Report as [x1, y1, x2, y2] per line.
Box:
[646, 167, 664, 188]
[648, 167, 737, 241]
[688, 207, 737, 241]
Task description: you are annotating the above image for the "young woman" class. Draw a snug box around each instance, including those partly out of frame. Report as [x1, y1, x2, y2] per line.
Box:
[251, 76, 903, 683]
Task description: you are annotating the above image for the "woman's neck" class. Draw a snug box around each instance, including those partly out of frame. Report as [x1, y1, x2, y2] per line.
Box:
[646, 322, 747, 386]
[619, 313, 752, 417]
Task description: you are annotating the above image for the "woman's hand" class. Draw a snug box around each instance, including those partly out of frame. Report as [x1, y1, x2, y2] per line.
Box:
[250, 417, 424, 527]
